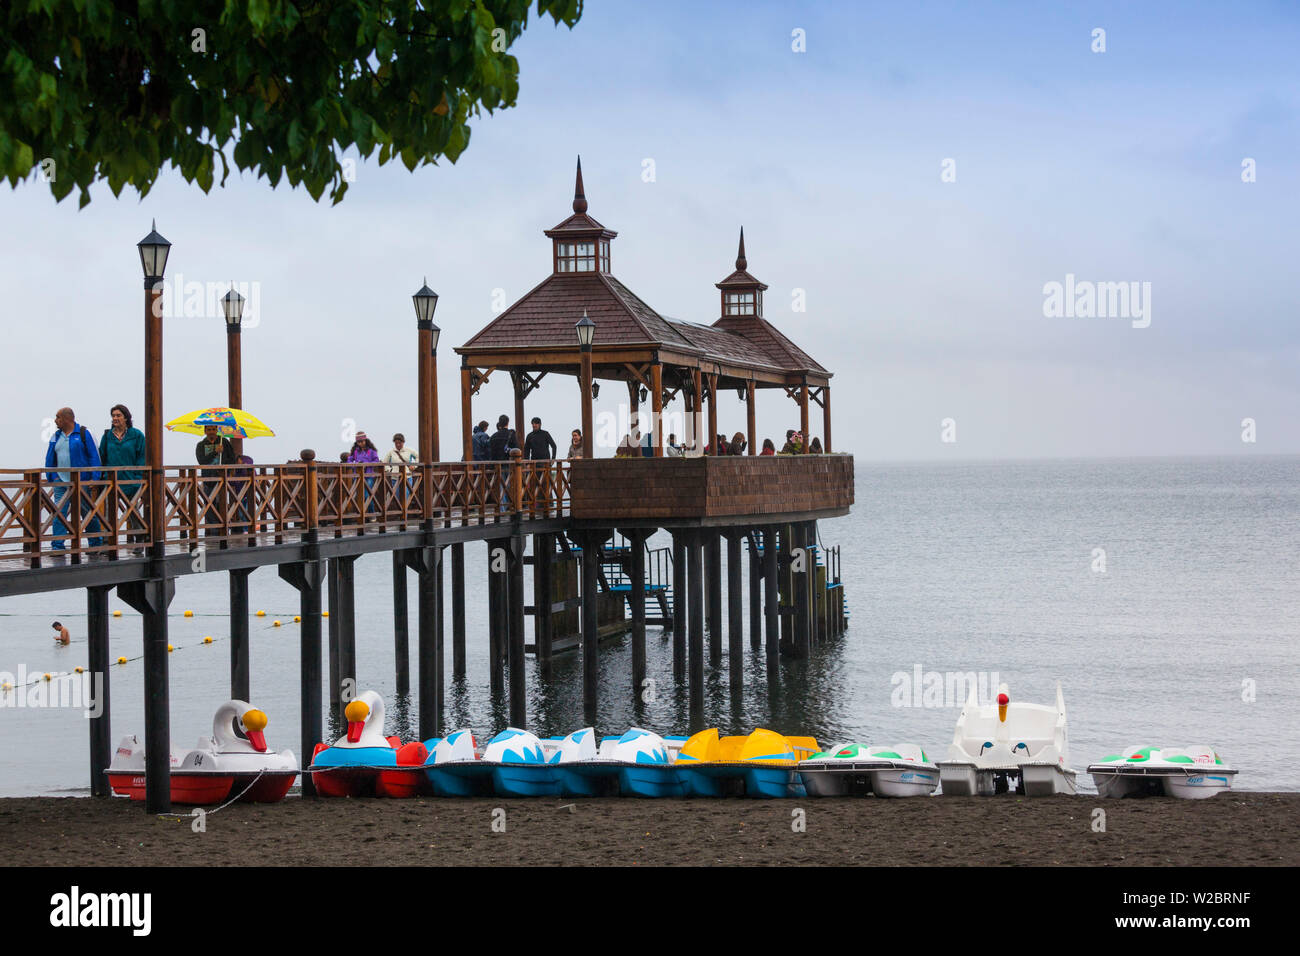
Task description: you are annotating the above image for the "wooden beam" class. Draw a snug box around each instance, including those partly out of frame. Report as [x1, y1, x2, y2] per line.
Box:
[746, 381, 756, 456]
[460, 366, 474, 463]
[651, 363, 664, 457]
[823, 386, 832, 453]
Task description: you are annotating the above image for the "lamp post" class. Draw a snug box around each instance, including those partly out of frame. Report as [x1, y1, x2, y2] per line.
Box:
[138, 221, 171, 547]
[576, 312, 595, 459]
[413, 279, 440, 516]
[222, 286, 245, 458]
[136, 220, 171, 814]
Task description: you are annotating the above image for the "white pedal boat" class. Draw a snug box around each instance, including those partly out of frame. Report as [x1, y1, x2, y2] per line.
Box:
[937, 682, 1077, 796]
[1088, 746, 1237, 799]
[798, 743, 939, 797]
[107, 699, 298, 804]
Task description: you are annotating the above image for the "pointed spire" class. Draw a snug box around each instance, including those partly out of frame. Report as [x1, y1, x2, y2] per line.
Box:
[736, 227, 747, 271]
[572, 155, 588, 214]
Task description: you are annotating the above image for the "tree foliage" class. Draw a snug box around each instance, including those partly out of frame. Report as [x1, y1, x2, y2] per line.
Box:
[1, 0, 582, 206]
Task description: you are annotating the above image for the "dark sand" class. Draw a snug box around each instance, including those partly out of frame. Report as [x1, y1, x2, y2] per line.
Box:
[4, 792, 1297, 866]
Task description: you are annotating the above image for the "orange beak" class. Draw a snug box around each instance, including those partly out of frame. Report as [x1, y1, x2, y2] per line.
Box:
[247, 730, 267, 752]
[997, 692, 1009, 722]
[346, 721, 364, 743]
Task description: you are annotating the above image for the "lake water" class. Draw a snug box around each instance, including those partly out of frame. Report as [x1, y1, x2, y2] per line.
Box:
[2, 455, 1296, 795]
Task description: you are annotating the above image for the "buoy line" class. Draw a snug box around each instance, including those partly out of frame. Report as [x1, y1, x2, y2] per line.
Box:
[0, 618, 301, 693]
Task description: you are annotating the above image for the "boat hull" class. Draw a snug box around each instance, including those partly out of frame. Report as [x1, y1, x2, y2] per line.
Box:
[492, 765, 562, 797]
[107, 771, 236, 805]
[619, 766, 687, 798]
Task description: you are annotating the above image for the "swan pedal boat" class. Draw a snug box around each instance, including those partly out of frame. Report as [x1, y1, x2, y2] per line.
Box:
[541, 728, 688, 797]
[936, 682, 1077, 796]
[674, 728, 819, 798]
[798, 743, 939, 797]
[309, 691, 427, 798]
[1088, 746, 1237, 799]
[107, 699, 298, 804]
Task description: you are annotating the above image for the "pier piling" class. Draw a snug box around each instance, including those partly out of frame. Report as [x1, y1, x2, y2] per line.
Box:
[451, 542, 466, 678]
[726, 532, 743, 697]
[228, 569, 251, 700]
[507, 534, 527, 727]
[86, 585, 112, 797]
[392, 551, 409, 694]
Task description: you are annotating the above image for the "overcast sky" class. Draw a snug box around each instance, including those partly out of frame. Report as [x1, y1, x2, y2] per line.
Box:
[2, 0, 1296, 463]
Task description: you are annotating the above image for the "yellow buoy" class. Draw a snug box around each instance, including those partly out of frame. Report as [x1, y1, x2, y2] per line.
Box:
[117, 656, 127, 665]
[112, 610, 122, 618]
[43, 673, 52, 682]
[1, 682, 11, 692]
[183, 610, 194, 618]
[167, 645, 174, 652]
[294, 615, 301, 623]
[74, 666, 84, 674]
[322, 611, 329, 618]
[272, 620, 282, 627]
[256, 610, 266, 617]
[203, 636, 213, 644]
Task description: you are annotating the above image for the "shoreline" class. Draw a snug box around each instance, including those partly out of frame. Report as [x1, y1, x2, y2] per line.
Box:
[5, 792, 1297, 867]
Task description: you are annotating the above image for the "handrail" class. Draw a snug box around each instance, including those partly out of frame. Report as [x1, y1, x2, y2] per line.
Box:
[0, 459, 573, 566]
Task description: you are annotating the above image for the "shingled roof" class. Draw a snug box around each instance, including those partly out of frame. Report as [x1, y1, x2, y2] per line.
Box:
[456, 162, 829, 379]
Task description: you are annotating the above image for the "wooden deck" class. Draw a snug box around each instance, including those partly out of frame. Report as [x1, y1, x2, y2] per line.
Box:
[0, 455, 854, 596]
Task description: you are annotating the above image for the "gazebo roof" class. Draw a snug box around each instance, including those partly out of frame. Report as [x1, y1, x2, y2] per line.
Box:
[455, 162, 829, 382]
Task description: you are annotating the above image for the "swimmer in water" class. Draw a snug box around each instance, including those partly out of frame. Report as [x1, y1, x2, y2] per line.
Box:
[52, 621, 70, 645]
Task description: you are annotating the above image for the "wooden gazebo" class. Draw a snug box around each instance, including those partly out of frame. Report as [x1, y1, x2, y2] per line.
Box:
[455, 159, 833, 459]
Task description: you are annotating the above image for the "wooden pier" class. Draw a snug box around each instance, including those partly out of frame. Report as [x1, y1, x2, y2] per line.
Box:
[0, 160, 855, 812]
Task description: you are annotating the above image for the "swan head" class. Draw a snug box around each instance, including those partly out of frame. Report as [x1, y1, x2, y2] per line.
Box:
[213, 699, 270, 753]
[344, 698, 370, 743]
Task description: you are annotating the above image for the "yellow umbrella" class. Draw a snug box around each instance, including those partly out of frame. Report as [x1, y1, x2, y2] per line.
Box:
[165, 407, 276, 439]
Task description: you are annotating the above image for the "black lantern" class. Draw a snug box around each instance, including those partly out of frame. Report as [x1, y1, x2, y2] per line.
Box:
[137, 219, 171, 283]
[575, 310, 595, 350]
[591, 382, 600, 399]
[413, 278, 439, 324]
[639, 386, 648, 404]
[222, 285, 245, 328]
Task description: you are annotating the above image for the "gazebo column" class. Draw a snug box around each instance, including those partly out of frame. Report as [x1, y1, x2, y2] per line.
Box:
[706, 372, 718, 454]
[822, 385, 832, 453]
[651, 363, 664, 456]
[746, 381, 757, 455]
[626, 380, 640, 452]
[460, 365, 474, 462]
[580, 355, 594, 459]
[691, 368, 703, 453]
[799, 379, 810, 443]
[512, 371, 526, 443]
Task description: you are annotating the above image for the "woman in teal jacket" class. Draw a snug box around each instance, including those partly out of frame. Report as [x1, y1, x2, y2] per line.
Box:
[100, 404, 146, 549]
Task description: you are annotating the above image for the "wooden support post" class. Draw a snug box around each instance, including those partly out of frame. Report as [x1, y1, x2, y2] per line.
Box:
[707, 534, 722, 665]
[451, 542, 466, 677]
[793, 523, 810, 659]
[488, 543, 505, 697]
[763, 525, 779, 673]
[392, 551, 409, 695]
[417, 546, 442, 740]
[326, 558, 341, 719]
[727, 533, 743, 696]
[691, 368, 703, 453]
[436, 553, 445, 696]
[748, 532, 762, 649]
[687, 532, 705, 728]
[627, 380, 640, 452]
[229, 569, 251, 700]
[277, 554, 323, 798]
[579, 531, 604, 725]
[822, 385, 832, 453]
[580, 350, 594, 459]
[116, 576, 174, 813]
[338, 556, 357, 703]
[226, 319, 243, 460]
[87, 585, 112, 797]
[534, 533, 553, 674]
[627, 529, 648, 705]
[671, 532, 686, 680]
[651, 363, 664, 457]
[508, 534, 527, 727]
[706, 372, 718, 455]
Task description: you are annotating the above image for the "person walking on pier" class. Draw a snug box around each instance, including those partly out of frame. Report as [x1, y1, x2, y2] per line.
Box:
[472, 421, 491, 462]
[384, 432, 418, 499]
[44, 406, 104, 553]
[566, 428, 583, 459]
[196, 424, 237, 537]
[348, 431, 382, 515]
[489, 415, 518, 509]
[99, 404, 146, 552]
[524, 417, 556, 460]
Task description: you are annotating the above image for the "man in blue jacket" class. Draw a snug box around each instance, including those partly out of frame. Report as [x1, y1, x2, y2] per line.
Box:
[44, 406, 104, 552]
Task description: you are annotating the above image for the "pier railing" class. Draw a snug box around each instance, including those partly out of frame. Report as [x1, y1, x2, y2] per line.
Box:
[0, 459, 574, 565]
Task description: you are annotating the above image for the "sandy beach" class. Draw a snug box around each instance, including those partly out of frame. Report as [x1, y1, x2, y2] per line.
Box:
[5, 791, 1297, 867]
